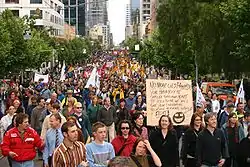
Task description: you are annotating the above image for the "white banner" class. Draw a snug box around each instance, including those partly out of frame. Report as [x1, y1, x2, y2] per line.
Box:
[60, 61, 66, 81]
[235, 79, 244, 107]
[34, 73, 49, 83]
[196, 83, 206, 106]
[85, 67, 98, 88]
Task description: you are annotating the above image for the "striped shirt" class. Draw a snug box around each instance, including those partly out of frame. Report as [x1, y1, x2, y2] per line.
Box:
[52, 141, 86, 167]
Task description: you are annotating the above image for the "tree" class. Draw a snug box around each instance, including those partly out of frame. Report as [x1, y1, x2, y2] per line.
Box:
[121, 37, 141, 53]
[220, 0, 250, 75]
[156, 0, 241, 78]
[0, 9, 53, 76]
[57, 37, 91, 64]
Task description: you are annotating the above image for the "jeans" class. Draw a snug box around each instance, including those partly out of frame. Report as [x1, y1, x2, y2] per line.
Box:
[12, 160, 34, 167]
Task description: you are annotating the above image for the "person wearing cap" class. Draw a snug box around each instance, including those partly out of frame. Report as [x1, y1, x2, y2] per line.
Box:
[239, 112, 250, 137]
[195, 103, 205, 117]
[218, 103, 236, 128]
[115, 99, 131, 126]
[40, 83, 51, 100]
[61, 89, 77, 108]
[125, 91, 136, 112]
[236, 102, 245, 121]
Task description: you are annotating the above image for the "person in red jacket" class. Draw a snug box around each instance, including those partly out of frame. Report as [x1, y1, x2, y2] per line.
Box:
[111, 120, 137, 156]
[1, 113, 44, 167]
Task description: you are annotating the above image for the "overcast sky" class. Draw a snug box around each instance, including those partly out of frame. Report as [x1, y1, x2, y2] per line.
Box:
[108, 0, 127, 45]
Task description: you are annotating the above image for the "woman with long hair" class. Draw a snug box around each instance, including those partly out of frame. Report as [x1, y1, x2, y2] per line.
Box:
[6, 90, 19, 111]
[87, 95, 101, 124]
[236, 125, 250, 166]
[181, 113, 203, 167]
[131, 111, 148, 139]
[131, 95, 146, 112]
[221, 112, 245, 167]
[149, 115, 179, 167]
[62, 97, 75, 118]
[130, 137, 162, 167]
[111, 120, 137, 156]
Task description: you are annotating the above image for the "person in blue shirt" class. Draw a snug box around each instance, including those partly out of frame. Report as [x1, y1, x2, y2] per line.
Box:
[43, 113, 64, 167]
[56, 88, 65, 102]
[125, 91, 136, 112]
[86, 122, 115, 167]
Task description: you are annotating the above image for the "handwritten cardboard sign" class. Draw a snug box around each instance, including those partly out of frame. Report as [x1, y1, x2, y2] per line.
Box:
[146, 79, 193, 126]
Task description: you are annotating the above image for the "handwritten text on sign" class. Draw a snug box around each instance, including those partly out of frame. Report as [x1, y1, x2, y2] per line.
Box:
[146, 79, 193, 126]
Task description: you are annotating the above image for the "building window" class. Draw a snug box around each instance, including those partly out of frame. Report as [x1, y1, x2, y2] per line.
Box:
[30, 0, 42, 3]
[5, 0, 19, 3]
[30, 9, 43, 19]
[50, 1, 53, 9]
[11, 10, 19, 17]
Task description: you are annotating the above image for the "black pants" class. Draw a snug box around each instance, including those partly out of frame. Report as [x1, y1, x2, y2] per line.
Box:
[48, 156, 53, 167]
[225, 156, 238, 167]
[7, 157, 12, 167]
[184, 158, 196, 167]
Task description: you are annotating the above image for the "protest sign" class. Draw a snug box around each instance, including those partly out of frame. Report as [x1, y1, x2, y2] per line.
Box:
[146, 79, 193, 126]
[34, 73, 49, 83]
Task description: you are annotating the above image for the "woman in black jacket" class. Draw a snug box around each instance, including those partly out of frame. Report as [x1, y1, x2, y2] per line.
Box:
[149, 115, 179, 167]
[181, 113, 203, 167]
[236, 125, 250, 167]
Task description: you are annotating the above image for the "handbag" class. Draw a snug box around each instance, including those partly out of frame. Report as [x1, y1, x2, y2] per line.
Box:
[130, 155, 143, 167]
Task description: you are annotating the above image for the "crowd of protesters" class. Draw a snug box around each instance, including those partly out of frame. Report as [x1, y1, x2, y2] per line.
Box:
[0, 52, 250, 167]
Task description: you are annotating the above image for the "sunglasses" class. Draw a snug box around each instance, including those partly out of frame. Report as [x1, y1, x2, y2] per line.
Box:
[121, 127, 130, 130]
[195, 119, 202, 121]
[76, 107, 82, 109]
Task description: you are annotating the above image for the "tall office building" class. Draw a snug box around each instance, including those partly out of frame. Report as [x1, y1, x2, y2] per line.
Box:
[140, 0, 150, 38]
[86, 0, 108, 30]
[125, 0, 133, 40]
[125, 0, 131, 26]
[0, 0, 64, 36]
[64, 0, 86, 36]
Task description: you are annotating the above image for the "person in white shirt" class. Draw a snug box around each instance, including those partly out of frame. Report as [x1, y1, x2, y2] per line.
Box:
[0, 106, 16, 139]
[41, 103, 66, 139]
[212, 93, 220, 113]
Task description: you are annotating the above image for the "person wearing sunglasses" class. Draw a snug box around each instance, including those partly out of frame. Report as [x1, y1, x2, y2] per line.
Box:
[111, 120, 137, 156]
[72, 102, 92, 144]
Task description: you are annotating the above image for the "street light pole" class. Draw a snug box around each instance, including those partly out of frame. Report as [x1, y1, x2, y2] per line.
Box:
[195, 54, 198, 84]
[76, 0, 79, 35]
[68, 0, 70, 26]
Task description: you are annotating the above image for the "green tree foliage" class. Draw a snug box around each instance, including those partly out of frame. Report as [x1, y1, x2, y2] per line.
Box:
[57, 37, 91, 64]
[121, 37, 141, 52]
[155, 0, 250, 78]
[0, 9, 53, 76]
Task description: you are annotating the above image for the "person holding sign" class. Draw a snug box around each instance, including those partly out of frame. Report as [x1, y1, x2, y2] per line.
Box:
[149, 115, 179, 167]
